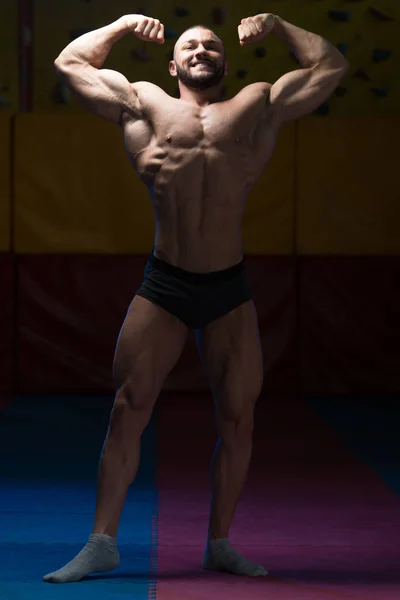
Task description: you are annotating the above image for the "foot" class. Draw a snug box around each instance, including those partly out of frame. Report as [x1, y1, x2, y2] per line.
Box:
[201, 538, 268, 577]
[43, 533, 120, 583]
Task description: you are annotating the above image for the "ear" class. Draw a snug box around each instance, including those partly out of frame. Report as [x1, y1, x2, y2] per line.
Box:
[169, 60, 178, 77]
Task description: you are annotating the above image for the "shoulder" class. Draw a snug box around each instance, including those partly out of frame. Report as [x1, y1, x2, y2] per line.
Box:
[125, 81, 171, 119]
[230, 82, 273, 113]
[129, 81, 174, 117]
[130, 81, 170, 104]
[234, 82, 272, 101]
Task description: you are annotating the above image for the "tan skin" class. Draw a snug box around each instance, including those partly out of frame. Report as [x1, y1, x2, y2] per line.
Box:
[55, 14, 348, 547]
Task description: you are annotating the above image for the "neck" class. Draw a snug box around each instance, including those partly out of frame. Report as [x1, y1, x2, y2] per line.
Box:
[178, 83, 223, 107]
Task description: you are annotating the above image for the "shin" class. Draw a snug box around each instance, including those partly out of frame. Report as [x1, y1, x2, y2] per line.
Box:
[93, 384, 155, 537]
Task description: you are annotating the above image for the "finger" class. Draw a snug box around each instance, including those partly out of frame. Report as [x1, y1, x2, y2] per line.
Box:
[148, 20, 160, 40]
[157, 23, 165, 42]
[135, 18, 148, 34]
[247, 18, 259, 36]
[241, 21, 252, 39]
[254, 16, 265, 33]
[143, 19, 154, 37]
[238, 24, 245, 45]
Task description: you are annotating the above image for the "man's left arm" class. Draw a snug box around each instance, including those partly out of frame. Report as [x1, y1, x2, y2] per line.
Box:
[239, 14, 350, 124]
[269, 16, 349, 123]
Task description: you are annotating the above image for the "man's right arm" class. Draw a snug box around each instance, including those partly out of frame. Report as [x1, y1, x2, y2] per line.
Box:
[54, 15, 164, 124]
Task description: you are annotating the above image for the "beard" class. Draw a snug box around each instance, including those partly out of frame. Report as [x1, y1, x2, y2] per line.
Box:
[175, 61, 225, 91]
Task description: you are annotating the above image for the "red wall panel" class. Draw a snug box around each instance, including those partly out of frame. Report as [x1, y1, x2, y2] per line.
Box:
[17, 255, 147, 393]
[299, 257, 400, 395]
[14, 255, 400, 395]
[0, 254, 14, 393]
[17, 255, 297, 395]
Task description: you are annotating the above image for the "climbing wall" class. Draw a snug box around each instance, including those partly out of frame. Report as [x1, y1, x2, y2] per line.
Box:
[6, 0, 399, 395]
[33, 0, 399, 114]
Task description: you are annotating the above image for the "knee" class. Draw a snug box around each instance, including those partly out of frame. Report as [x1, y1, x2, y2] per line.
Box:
[109, 380, 155, 435]
[217, 396, 256, 446]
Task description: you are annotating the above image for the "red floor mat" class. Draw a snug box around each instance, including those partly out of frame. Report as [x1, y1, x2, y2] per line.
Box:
[155, 395, 400, 600]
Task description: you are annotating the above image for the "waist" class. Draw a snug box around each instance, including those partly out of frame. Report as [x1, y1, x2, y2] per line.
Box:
[149, 253, 246, 285]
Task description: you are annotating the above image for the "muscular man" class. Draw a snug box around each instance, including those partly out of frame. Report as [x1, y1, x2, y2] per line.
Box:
[44, 13, 348, 582]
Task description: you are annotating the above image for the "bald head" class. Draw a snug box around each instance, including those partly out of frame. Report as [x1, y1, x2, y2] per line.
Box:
[173, 26, 225, 61]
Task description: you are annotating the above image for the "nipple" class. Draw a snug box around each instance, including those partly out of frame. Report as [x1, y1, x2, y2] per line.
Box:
[235, 136, 240, 143]
[166, 134, 172, 143]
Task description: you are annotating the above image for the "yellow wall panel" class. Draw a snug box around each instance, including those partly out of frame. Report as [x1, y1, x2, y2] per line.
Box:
[15, 115, 153, 253]
[0, 115, 11, 251]
[14, 115, 295, 255]
[297, 117, 400, 255]
[243, 122, 295, 254]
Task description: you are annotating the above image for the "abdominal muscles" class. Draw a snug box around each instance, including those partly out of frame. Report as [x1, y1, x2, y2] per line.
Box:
[129, 138, 262, 270]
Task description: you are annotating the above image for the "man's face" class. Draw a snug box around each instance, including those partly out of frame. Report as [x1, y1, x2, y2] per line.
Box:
[171, 29, 226, 91]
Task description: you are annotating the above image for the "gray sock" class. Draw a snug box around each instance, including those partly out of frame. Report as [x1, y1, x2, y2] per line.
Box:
[202, 538, 268, 577]
[43, 533, 120, 583]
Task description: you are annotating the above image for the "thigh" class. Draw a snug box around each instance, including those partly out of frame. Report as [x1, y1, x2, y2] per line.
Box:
[113, 295, 188, 405]
[196, 300, 264, 417]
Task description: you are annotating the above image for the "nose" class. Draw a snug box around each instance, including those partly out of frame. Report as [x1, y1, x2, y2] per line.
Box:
[193, 51, 211, 65]
[194, 46, 209, 58]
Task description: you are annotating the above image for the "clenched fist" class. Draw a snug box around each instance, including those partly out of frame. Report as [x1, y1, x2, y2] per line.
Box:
[126, 14, 165, 44]
[238, 13, 276, 46]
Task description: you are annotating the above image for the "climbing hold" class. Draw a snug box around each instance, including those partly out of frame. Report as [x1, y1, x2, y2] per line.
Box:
[0, 94, 11, 107]
[255, 47, 266, 58]
[69, 27, 93, 41]
[336, 43, 348, 56]
[164, 27, 179, 40]
[314, 103, 330, 116]
[372, 48, 392, 62]
[211, 8, 227, 26]
[175, 7, 190, 17]
[371, 87, 388, 97]
[328, 10, 352, 22]
[236, 69, 248, 79]
[352, 68, 371, 81]
[369, 7, 395, 21]
[131, 46, 153, 62]
[335, 86, 348, 97]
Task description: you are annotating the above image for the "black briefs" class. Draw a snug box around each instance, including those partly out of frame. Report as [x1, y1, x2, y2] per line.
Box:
[136, 253, 253, 329]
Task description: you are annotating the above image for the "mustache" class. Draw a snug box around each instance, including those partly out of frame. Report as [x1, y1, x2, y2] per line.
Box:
[190, 60, 215, 67]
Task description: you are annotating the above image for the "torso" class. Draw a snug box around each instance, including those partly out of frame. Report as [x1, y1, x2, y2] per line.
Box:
[121, 82, 280, 272]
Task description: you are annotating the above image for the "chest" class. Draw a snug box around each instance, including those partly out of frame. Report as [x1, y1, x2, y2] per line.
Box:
[124, 97, 276, 177]
[152, 106, 248, 152]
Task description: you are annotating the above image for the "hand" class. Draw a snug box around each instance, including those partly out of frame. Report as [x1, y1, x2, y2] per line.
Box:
[238, 13, 276, 46]
[126, 14, 165, 44]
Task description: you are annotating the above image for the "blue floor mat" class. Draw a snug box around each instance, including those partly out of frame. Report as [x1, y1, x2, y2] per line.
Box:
[0, 395, 158, 599]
